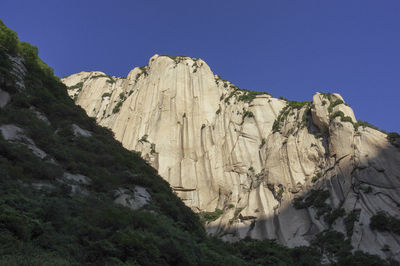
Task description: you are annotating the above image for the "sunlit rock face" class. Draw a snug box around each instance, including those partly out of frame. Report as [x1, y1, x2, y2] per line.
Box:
[62, 54, 400, 260]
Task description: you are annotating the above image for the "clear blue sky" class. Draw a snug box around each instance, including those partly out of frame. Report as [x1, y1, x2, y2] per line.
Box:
[1, 0, 399, 132]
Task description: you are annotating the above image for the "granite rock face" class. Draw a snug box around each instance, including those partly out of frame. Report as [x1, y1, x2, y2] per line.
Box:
[62, 55, 400, 260]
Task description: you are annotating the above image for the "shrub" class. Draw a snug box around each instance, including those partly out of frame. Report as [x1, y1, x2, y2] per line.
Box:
[341, 116, 354, 123]
[199, 209, 223, 223]
[354, 120, 380, 131]
[370, 211, 400, 235]
[311, 230, 352, 259]
[330, 111, 354, 124]
[272, 119, 280, 133]
[327, 99, 344, 113]
[243, 110, 254, 119]
[293, 189, 332, 219]
[0, 19, 19, 55]
[112, 101, 122, 113]
[68, 82, 83, 91]
[237, 90, 271, 103]
[139, 134, 149, 143]
[259, 138, 266, 148]
[330, 111, 345, 120]
[387, 132, 400, 146]
[311, 172, 322, 183]
[287, 100, 310, 110]
[344, 210, 360, 236]
[320, 92, 333, 100]
[324, 208, 345, 227]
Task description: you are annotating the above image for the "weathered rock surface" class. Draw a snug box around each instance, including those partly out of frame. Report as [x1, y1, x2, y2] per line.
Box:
[113, 186, 151, 210]
[0, 124, 47, 159]
[0, 89, 10, 108]
[62, 54, 400, 260]
[72, 124, 92, 137]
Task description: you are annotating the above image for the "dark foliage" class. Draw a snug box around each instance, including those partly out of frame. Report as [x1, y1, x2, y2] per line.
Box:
[370, 211, 400, 235]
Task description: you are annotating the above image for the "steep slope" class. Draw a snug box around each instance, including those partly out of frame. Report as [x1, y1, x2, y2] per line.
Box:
[63, 54, 400, 261]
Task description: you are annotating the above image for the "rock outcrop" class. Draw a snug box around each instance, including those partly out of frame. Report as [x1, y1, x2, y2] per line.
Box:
[62, 54, 400, 260]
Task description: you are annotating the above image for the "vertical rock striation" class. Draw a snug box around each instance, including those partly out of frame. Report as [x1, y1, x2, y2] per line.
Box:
[62, 54, 400, 260]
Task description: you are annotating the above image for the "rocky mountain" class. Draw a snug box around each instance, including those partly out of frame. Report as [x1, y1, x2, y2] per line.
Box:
[63, 54, 400, 261]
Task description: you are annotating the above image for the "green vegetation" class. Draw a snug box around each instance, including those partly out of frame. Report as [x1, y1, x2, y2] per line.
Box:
[243, 110, 254, 119]
[344, 210, 360, 237]
[0, 20, 396, 266]
[102, 92, 111, 98]
[237, 90, 271, 103]
[259, 138, 266, 148]
[319, 94, 391, 134]
[134, 66, 149, 83]
[111, 92, 128, 114]
[287, 100, 310, 110]
[199, 208, 223, 224]
[91, 73, 115, 84]
[370, 211, 400, 235]
[302, 104, 312, 126]
[0, 20, 215, 265]
[320, 92, 333, 100]
[327, 99, 344, 113]
[0, 19, 19, 55]
[216, 75, 271, 104]
[112, 101, 123, 113]
[311, 230, 396, 265]
[341, 116, 354, 123]
[139, 66, 148, 75]
[387, 132, 400, 146]
[319, 93, 391, 134]
[139, 134, 149, 143]
[228, 238, 321, 266]
[330, 111, 354, 124]
[68, 81, 83, 91]
[293, 189, 347, 227]
[272, 119, 280, 133]
[324, 208, 345, 227]
[311, 230, 352, 260]
[91, 73, 108, 79]
[192, 61, 199, 73]
[160, 54, 191, 65]
[354, 120, 381, 132]
[293, 189, 331, 218]
[312, 172, 322, 183]
[272, 100, 311, 133]
[267, 184, 284, 202]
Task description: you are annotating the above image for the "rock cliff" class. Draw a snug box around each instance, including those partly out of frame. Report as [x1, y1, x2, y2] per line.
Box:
[62, 54, 400, 260]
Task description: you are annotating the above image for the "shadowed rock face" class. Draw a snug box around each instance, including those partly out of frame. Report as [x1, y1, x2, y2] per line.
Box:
[62, 54, 400, 260]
